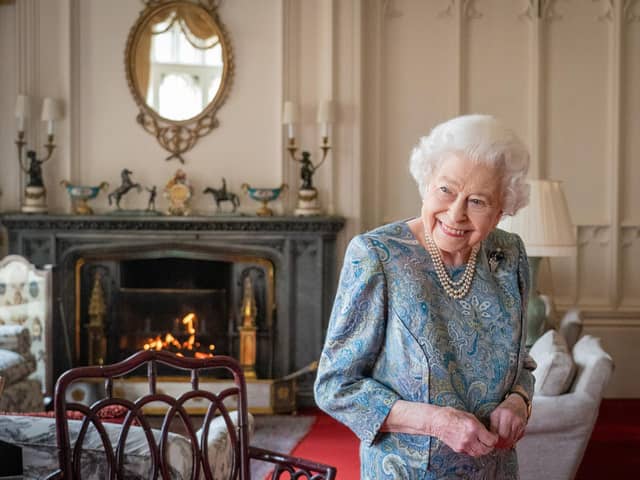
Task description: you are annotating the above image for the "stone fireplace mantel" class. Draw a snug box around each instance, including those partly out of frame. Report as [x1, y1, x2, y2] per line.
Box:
[0, 213, 345, 406]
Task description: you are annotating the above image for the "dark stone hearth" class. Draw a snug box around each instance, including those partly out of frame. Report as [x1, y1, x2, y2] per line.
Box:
[0, 213, 345, 406]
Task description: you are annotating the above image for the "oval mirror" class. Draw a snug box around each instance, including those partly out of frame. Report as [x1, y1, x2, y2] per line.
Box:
[125, 0, 233, 163]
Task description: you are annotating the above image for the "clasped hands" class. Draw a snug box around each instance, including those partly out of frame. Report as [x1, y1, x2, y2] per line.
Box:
[432, 394, 528, 457]
[383, 396, 528, 458]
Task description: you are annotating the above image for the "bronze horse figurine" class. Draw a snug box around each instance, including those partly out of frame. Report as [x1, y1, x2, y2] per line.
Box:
[108, 169, 142, 209]
[203, 178, 240, 213]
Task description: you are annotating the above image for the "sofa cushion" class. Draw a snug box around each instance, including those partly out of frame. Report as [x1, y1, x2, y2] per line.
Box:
[0, 325, 32, 356]
[558, 309, 583, 350]
[529, 329, 576, 395]
[0, 349, 36, 385]
[197, 410, 255, 479]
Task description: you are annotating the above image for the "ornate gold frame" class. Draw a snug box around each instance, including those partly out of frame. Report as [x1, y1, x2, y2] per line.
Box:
[124, 0, 234, 163]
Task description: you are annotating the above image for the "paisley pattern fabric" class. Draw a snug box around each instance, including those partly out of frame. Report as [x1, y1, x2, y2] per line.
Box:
[315, 221, 535, 480]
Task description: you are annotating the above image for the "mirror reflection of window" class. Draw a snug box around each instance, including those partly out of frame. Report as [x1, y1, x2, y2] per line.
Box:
[157, 73, 202, 120]
[146, 14, 223, 121]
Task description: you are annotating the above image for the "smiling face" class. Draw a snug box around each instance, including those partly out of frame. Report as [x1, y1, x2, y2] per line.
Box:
[421, 152, 504, 265]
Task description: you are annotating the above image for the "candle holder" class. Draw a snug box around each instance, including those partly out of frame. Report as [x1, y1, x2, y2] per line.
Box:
[16, 131, 57, 213]
[287, 136, 331, 216]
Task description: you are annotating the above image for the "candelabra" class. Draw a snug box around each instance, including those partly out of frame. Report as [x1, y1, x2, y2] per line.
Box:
[15, 95, 62, 213]
[283, 100, 333, 216]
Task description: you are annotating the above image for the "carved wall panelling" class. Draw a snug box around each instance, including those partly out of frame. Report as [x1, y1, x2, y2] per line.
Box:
[624, 0, 640, 23]
[462, 0, 483, 20]
[594, 0, 615, 22]
[382, 0, 403, 19]
[519, 0, 537, 21]
[464, 0, 529, 137]
[621, 0, 640, 224]
[541, 0, 566, 22]
[575, 226, 612, 308]
[544, 0, 610, 225]
[603, 0, 624, 308]
[438, 0, 456, 18]
[620, 226, 640, 307]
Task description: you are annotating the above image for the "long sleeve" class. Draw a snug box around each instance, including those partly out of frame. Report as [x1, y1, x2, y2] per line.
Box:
[314, 235, 401, 446]
[512, 233, 536, 398]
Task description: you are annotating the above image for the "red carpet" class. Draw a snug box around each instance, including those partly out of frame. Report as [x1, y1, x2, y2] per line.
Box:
[290, 410, 360, 479]
[576, 399, 640, 479]
[292, 400, 640, 479]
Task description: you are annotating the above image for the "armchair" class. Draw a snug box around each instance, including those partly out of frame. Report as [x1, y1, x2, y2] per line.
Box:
[0, 254, 52, 396]
[517, 310, 614, 480]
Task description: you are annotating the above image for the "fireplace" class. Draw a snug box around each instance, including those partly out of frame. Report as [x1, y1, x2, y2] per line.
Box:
[77, 249, 275, 380]
[0, 214, 344, 406]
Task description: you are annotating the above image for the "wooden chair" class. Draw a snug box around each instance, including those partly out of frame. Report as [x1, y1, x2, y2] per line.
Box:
[46, 350, 337, 479]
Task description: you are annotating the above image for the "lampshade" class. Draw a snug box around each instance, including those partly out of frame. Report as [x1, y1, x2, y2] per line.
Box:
[499, 179, 576, 257]
[282, 101, 298, 124]
[316, 99, 334, 124]
[41, 97, 62, 121]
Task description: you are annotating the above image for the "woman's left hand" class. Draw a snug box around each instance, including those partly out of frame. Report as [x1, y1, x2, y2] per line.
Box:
[489, 394, 528, 449]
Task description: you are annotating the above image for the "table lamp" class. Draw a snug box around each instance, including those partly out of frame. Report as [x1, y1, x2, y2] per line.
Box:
[499, 179, 577, 347]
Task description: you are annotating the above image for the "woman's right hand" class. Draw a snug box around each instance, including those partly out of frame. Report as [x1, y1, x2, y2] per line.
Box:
[382, 400, 498, 457]
[430, 406, 499, 457]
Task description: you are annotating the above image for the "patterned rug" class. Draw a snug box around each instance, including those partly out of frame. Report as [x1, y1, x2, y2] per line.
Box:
[250, 414, 317, 479]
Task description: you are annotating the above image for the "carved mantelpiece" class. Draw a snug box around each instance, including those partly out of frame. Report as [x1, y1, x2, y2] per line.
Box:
[0, 213, 345, 406]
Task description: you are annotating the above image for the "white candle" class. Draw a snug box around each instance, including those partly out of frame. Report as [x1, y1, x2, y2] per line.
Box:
[283, 101, 298, 140]
[317, 99, 333, 139]
[15, 94, 30, 132]
[47, 120, 54, 136]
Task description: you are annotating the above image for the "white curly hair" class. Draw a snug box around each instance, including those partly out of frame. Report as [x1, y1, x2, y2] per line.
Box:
[409, 114, 530, 216]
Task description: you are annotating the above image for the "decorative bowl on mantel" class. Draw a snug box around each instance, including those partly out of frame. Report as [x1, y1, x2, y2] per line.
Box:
[60, 180, 109, 215]
[241, 183, 288, 216]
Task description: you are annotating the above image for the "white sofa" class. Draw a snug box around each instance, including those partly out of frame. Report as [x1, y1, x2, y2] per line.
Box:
[517, 309, 614, 480]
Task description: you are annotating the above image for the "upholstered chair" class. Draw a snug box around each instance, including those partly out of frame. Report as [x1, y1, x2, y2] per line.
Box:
[0, 255, 52, 398]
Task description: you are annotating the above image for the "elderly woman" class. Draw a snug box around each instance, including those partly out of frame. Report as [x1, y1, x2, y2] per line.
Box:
[314, 114, 536, 479]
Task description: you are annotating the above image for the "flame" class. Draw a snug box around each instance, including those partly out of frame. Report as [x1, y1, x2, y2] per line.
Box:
[143, 313, 214, 358]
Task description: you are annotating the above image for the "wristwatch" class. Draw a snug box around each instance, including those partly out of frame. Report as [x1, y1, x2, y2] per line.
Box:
[507, 388, 532, 420]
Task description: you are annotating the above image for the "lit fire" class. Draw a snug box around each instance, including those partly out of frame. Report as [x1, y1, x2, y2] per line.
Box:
[143, 313, 215, 359]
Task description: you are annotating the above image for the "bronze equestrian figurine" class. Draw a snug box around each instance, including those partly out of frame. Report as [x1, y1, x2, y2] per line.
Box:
[203, 178, 240, 213]
[108, 169, 142, 210]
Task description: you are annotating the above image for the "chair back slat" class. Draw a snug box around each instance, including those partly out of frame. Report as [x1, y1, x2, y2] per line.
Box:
[50, 351, 250, 479]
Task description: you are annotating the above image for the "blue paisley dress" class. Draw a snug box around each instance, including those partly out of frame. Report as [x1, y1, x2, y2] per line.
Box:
[314, 221, 536, 480]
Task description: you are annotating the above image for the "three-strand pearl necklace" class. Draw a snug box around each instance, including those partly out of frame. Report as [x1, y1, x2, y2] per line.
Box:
[423, 233, 479, 299]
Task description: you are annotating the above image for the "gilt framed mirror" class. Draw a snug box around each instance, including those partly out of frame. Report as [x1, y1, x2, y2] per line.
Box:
[125, 0, 233, 163]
